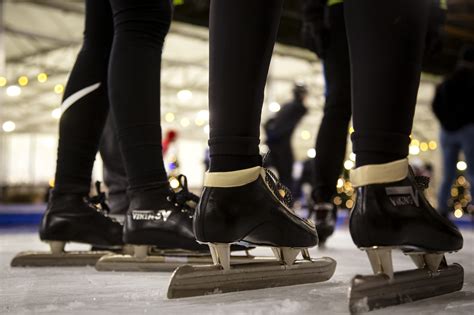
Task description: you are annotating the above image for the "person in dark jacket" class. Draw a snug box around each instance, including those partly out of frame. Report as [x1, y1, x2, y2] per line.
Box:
[432, 46, 474, 217]
[264, 83, 308, 194]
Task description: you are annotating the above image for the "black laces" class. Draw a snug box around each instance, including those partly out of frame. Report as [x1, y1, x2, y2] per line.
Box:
[263, 168, 293, 207]
[414, 175, 430, 191]
[168, 175, 199, 213]
[88, 181, 110, 214]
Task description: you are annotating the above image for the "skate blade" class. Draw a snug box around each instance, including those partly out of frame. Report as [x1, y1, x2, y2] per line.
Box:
[167, 257, 336, 299]
[95, 254, 268, 272]
[348, 263, 464, 314]
[10, 250, 111, 267]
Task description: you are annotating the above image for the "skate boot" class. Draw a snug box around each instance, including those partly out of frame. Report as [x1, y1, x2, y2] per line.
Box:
[311, 202, 337, 246]
[348, 159, 464, 312]
[11, 191, 123, 267]
[96, 175, 254, 272]
[167, 166, 336, 298]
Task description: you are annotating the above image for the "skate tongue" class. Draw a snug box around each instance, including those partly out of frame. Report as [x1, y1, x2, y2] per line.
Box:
[88, 181, 110, 213]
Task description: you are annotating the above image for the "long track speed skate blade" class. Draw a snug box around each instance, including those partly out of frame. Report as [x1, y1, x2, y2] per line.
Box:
[95, 253, 267, 272]
[10, 250, 111, 267]
[167, 257, 336, 298]
[348, 263, 464, 313]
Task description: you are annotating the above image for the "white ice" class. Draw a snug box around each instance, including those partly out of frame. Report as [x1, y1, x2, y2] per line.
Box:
[1, 227, 473, 315]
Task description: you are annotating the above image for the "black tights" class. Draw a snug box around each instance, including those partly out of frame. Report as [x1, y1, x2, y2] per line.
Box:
[313, 4, 351, 203]
[209, 0, 430, 172]
[54, 0, 171, 195]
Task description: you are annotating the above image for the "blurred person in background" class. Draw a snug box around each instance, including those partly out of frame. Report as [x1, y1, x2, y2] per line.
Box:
[264, 82, 308, 196]
[432, 46, 474, 217]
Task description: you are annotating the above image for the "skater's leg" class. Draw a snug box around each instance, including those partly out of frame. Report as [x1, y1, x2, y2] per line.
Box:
[346, 0, 428, 167]
[39, 0, 123, 250]
[106, 0, 208, 253]
[438, 130, 460, 216]
[108, 0, 171, 197]
[99, 114, 129, 214]
[54, 0, 114, 195]
[345, 0, 464, 310]
[312, 3, 351, 204]
[195, 0, 318, 264]
[311, 3, 351, 241]
[208, 0, 284, 172]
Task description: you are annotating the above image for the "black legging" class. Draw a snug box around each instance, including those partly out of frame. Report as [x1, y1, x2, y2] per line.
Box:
[54, 0, 171, 195]
[312, 3, 351, 203]
[208, 0, 430, 172]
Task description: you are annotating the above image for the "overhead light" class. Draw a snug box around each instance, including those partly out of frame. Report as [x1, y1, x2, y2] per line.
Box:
[37, 73, 48, 83]
[409, 145, 420, 155]
[269, 102, 281, 113]
[180, 117, 190, 127]
[54, 84, 64, 94]
[2, 121, 16, 132]
[0, 76, 7, 87]
[195, 110, 209, 126]
[300, 130, 311, 140]
[165, 112, 175, 122]
[456, 161, 467, 171]
[18, 76, 28, 86]
[51, 108, 62, 119]
[6, 85, 21, 97]
[307, 148, 316, 158]
[344, 160, 354, 170]
[177, 89, 192, 102]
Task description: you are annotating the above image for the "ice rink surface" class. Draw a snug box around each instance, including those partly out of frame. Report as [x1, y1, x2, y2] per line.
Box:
[1, 227, 473, 315]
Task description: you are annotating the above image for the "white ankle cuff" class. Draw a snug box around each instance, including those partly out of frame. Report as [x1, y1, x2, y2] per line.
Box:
[351, 159, 408, 187]
[204, 166, 261, 188]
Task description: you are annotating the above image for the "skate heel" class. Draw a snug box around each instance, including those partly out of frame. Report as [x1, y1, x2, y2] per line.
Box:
[362, 246, 394, 279]
[272, 247, 309, 265]
[133, 245, 150, 259]
[208, 243, 230, 270]
[405, 252, 446, 272]
[48, 241, 66, 254]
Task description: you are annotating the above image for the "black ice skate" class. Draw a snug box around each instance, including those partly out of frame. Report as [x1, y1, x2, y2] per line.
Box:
[96, 175, 255, 272]
[347, 159, 464, 313]
[167, 167, 336, 298]
[309, 202, 337, 246]
[11, 190, 124, 267]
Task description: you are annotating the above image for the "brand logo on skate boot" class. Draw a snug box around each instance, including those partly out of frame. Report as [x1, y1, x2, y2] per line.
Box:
[385, 186, 420, 207]
[131, 210, 172, 221]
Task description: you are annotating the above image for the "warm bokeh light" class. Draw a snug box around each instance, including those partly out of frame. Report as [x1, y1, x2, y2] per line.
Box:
[169, 177, 180, 189]
[301, 130, 311, 140]
[420, 142, 428, 152]
[428, 140, 437, 150]
[344, 159, 355, 170]
[37, 73, 48, 83]
[454, 208, 463, 218]
[165, 112, 175, 122]
[180, 117, 190, 127]
[307, 148, 316, 158]
[54, 84, 64, 94]
[349, 152, 356, 162]
[409, 145, 420, 155]
[177, 89, 192, 102]
[18, 76, 29, 86]
[0, 76, 7, 87]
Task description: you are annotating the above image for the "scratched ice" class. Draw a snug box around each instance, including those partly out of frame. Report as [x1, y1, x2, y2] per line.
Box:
[1, 227, 473, 314]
